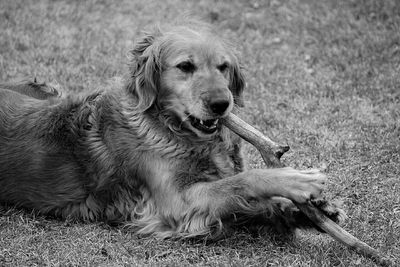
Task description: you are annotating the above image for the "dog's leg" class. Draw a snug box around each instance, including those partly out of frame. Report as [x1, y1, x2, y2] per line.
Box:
[163, 167, 344, 238]
[235, 197, 346, 236]
[0, 78, 60, 100]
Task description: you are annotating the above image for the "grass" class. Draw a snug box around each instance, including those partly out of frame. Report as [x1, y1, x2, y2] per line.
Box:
[0, 0, 399, 266]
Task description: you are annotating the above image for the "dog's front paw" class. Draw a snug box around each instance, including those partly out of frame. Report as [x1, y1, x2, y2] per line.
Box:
[311, 198, 347, 224]
[280, 168, 327, 204]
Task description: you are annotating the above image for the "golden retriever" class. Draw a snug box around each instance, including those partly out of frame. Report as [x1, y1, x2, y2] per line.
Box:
[0, 20, 344, 238]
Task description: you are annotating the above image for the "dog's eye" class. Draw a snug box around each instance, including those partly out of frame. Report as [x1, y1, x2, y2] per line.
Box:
[176, 61, 196, 73]
[217, 63, 229, 72]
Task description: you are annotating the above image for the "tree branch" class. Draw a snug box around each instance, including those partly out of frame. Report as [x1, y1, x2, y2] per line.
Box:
[222, 113, 392, 267]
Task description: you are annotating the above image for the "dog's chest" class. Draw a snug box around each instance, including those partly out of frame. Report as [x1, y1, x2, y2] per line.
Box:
[157, 141, 238, 190]
[135, 144, 235, 194]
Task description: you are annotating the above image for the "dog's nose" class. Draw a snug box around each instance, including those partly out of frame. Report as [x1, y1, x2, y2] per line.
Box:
[209, 99, 230, 115]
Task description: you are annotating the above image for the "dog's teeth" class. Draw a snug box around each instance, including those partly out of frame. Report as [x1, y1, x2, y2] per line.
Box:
[213, 119, 219, 125]
[199, 120, 204, 125]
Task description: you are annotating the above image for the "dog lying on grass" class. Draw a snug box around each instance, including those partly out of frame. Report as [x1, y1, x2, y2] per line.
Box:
[0, 20, 345, 238]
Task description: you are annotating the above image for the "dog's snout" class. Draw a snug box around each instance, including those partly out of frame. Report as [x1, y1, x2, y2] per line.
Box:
[207, 88, 231, 115]
[209, 98, 230, 115]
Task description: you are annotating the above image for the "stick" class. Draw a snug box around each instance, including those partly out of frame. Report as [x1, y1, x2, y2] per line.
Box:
[221, 113, 392, 267]
[222, 113, 288, 168]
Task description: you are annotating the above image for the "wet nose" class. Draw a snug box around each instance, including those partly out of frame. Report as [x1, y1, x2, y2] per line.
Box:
[209, 98, 230, 115]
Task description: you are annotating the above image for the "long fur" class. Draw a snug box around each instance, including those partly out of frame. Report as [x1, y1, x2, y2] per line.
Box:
[0, 20, 345, 239]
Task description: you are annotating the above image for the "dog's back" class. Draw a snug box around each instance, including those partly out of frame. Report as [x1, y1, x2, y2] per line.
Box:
[0, 88, 89, 215]
[0, 85, 140, 222]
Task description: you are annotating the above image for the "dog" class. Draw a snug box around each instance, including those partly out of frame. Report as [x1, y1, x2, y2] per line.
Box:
[0, 20, 345, 239]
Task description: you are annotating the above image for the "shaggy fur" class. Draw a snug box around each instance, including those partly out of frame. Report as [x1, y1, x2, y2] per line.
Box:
[0, 21, 345, 238]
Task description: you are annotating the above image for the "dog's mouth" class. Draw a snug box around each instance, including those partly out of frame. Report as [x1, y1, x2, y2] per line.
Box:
[187, 114, 219, 134]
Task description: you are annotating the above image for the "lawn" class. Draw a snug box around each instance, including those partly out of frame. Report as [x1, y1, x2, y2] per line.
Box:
[0, 0, 399, 266]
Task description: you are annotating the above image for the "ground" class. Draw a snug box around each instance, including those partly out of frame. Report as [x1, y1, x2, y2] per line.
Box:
[0, 0, 399, 266]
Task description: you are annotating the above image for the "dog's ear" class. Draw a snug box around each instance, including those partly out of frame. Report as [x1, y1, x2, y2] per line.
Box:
[229, 56, 246, 107]
[126, 28, 162, 111]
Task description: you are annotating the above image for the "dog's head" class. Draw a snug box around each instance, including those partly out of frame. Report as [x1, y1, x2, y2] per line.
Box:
[126, 20, 245, 138]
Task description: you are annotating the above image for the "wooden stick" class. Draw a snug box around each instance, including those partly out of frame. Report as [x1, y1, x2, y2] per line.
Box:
[222, 113, 289, 168]
[222, 113, 392, 267]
